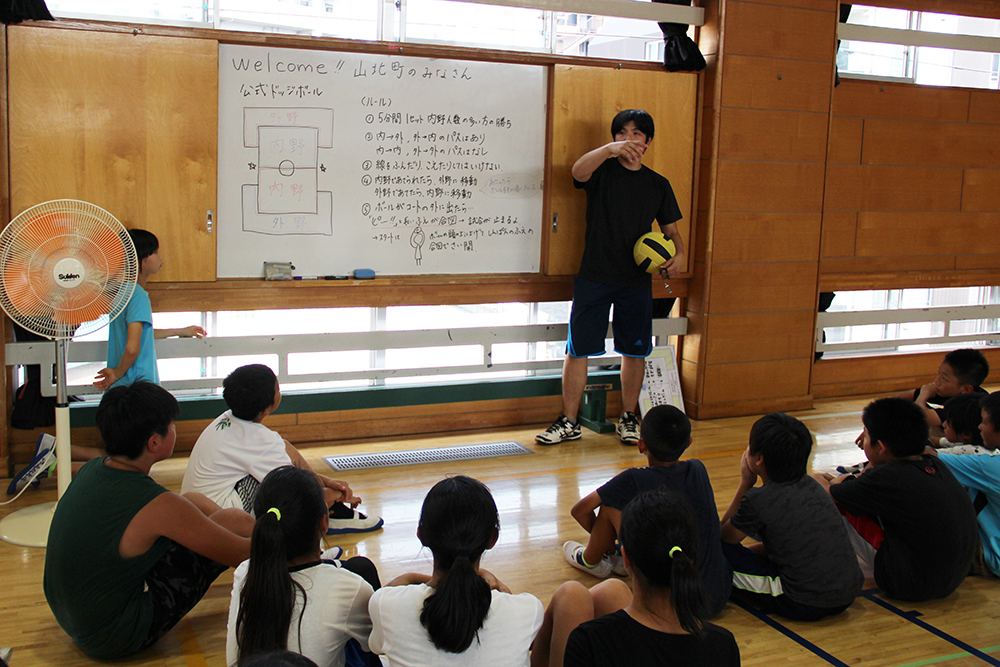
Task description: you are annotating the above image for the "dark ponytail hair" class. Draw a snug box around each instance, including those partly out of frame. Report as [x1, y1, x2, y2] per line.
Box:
[618, 488, 708, 636]
[418, 476, 499, 653]
[236, 466, 328, 661]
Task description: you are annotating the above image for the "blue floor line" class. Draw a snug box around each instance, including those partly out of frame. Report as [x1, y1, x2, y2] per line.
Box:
[731, 599, 851, 667]
[861, 590, 1000, 667]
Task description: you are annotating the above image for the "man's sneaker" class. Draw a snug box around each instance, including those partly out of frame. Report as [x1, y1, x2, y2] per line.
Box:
[563, 541, 611, 579]
[605, 549, 628, 576]
[7, 439, 56, 496]
[328, 503, 384, 535]
[536, 416, 581, 446]
[617, 412, 640, 445]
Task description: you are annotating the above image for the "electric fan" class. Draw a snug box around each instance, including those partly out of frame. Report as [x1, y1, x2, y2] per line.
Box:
[0, 200, 137, 547]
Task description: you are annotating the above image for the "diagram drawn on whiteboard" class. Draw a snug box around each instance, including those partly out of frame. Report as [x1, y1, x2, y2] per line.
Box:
[241, 107, 335, 236]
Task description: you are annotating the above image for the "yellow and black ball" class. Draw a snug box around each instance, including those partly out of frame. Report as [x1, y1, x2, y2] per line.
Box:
[633, 232, 676, 274]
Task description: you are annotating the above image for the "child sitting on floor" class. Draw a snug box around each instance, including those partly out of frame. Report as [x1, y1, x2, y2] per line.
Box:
[815, 397, 978, 601]
[934, 391, 1000, 578]
[562, 404, 731, 616]
[182, 363, 382, 534]
[227, 465, 380, 667]
[720, 413, 863, 621]
[531, 488, 740, 667]
[368, 476, 543, 667]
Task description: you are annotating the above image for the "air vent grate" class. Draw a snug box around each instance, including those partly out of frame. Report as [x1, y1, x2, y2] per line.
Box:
[323, 441, 532, 471]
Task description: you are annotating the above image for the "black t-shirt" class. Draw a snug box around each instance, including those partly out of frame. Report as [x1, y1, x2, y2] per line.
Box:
[731, 476, 863, 608]
[564, 610, 740, 667]
[830, 455, 978, 601]
[910, 387, 987, 424]
[575, 158, 682, 288]
[598, 461, 732, 616]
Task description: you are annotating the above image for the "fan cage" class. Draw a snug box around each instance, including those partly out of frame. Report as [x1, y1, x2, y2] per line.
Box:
[0, 200, 138, 340]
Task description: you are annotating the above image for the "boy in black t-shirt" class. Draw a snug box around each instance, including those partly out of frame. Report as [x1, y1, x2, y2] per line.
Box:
[815, 397, 978, 601]
[720, 413, 863, 621]
[562, 405, 731, 616]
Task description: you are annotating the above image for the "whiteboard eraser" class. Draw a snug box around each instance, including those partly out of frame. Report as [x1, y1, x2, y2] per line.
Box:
[353, 269, 376, 280]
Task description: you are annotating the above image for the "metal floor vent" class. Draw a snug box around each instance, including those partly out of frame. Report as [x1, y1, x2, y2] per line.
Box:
[324, 441, 532, 471]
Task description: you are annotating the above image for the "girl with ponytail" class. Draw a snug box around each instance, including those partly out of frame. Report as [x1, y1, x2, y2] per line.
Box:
[369, 475, 543, 666]
[226, 466, 381, 667]
[531, 488, 740, 667]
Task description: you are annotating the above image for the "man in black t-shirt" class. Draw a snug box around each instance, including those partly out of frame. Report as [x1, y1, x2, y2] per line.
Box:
[536, 109, 685, 447]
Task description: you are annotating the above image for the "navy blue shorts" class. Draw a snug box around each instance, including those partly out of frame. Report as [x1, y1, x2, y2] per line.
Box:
[567, 277, 653, 358]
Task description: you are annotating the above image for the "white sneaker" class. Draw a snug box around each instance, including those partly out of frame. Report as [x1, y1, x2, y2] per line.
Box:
[563, 541, 611, 579]
[605, 551, 627, 576]
[617, 412, 640, 445]
[536, 416, 582, 446]
[327, 504, 384, 534]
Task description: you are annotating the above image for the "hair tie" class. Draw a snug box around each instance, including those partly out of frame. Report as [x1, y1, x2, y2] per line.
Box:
[267, 507, 282, 521]
[455, 550, 471, 559]
[668, 546, 682, 559]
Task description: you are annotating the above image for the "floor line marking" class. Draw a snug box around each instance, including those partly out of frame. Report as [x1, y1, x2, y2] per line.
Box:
[862, 590, 1000, 667]
[731, 599, 851, 667]
[895, 646, 1000, 667]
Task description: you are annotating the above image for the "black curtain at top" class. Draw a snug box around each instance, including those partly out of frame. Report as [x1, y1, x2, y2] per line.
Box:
[653, 0, 707, 72]
[1, 0, 54, 24]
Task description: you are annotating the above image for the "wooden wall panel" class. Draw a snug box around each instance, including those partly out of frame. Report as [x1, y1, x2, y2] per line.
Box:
[820, 211, 857, 257]
[704, 310, 816, 363]
[720, 56, 833, 113]
[821, 255, 957, 274]
[705, 262, 819, 313]
[969, 91, 1000, 124]
[856, 212, 1000, 256]
[717, 108, 829, 162]
[958, 254, 1000, 270]
[722, 0, 836, 62]
[702, 358, 810, 404]
[828, 116, 863, 164]
[7, 26, 217, 282]
[548, 65, 698, 275]
[715, 161, 826, 212]
[862, 119, 1000, 169]
[962, 170, 1000, 211]
[832, 80, 971, 122]
[712, 212, 821, 263]
[823, 164, 862, 210]
[860, 166, 964, 212]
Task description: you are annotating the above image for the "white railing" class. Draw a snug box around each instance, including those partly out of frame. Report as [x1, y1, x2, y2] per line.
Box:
[6, 318, 686, 397]
[816, 304, 1000, 355]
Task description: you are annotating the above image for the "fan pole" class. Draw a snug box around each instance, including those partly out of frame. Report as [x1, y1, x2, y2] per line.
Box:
[55, 339, 72, 499]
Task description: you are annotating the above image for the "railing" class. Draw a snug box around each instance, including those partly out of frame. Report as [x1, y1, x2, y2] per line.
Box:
[816, 304, 1000, 355]
[6, 318, 687, 398]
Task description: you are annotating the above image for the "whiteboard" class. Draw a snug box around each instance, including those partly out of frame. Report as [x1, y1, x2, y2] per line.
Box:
[218, 45, 547, 278]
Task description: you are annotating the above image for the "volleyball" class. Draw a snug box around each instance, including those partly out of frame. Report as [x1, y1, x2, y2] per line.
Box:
[633, 232, 676, 273]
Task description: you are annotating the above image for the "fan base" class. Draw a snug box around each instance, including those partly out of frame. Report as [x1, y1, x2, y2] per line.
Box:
[0, 501, 55, 548]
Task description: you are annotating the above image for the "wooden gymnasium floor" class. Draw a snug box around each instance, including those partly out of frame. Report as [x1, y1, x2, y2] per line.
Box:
[2, 392, 1000, 667]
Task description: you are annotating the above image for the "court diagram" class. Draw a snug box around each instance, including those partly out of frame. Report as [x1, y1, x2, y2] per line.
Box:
[241, 107, 335, 236]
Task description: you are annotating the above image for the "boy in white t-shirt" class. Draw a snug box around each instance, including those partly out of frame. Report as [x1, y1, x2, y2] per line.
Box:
[182, 364, 382, 534]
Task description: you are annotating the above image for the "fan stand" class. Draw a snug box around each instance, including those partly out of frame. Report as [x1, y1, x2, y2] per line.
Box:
[0, 339, 74, 547]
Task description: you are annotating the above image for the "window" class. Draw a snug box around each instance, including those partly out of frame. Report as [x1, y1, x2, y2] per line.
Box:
[818, 287, 1000, 358]
[43, 0, 671, 62]
[839, 5, 1000, 90]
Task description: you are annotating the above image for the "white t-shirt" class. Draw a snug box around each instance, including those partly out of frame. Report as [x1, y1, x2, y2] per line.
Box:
[226, 559, 374, 667]
[181, 410, 292, 507]
[369, 583, 543, 667]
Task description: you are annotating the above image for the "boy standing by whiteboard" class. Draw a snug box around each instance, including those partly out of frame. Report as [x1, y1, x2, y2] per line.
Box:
[537, 109, 686, 446]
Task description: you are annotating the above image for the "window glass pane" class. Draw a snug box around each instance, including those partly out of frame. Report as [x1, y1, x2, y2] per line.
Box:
[218, 0, 378, 39]
[553, 12, 662, 62]
[915, 46, 1000, 89]
[838, 40, 913, 78]
[46, 0, 207, 22]
[405, 0, 547, 51]
[214, 308, 370, 336]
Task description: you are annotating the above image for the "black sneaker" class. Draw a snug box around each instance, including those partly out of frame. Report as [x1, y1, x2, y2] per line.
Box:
[536, 416, 582, 446]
